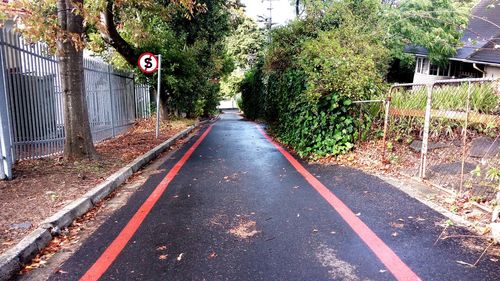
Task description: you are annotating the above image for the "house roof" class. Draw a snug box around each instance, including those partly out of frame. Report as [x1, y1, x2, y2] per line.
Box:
[406, 0, 500, 65]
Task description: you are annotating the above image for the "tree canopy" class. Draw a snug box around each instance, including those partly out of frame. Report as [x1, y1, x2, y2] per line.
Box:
[240, 0, 475, 158]
[1, 0, 480, 159]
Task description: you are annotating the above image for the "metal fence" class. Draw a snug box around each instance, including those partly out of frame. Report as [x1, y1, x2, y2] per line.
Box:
[0, 28, 151, 179]
[383, 78, 500, 202]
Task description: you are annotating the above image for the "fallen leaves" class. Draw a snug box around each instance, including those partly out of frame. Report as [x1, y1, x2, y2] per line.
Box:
[0, 117, 195, 256]
[156, 245, 167, 251]
[208, 251, 217, 259]
[228, 219, 260, 239]
[390, 222, 404, 229]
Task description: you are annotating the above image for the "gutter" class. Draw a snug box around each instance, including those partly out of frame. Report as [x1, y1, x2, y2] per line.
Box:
[0, 119, 216, 281]
[472, 63, 486, 76]
[414, 55, 500, 68]
[449, 57, 500, 68]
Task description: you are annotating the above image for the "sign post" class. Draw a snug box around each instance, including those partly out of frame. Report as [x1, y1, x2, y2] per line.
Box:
[155, 55, 162, 139]
[138, 53, 161, 139]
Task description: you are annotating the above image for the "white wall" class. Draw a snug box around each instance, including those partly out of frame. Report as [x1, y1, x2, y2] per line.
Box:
[412, 56, 451, 83]
[484, 66, 500, 79]
[412, 72, 451, 84]
[218, 98, 237, 109]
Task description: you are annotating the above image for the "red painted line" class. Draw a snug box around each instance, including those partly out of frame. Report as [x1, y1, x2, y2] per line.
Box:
[80, 125, 213, 281]
[256, 126, 421, 281]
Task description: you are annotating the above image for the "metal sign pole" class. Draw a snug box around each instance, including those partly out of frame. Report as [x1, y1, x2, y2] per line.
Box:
[155, 54, 162, 139]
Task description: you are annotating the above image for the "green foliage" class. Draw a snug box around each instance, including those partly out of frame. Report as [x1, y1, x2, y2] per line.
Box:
[295, 0, 471, 66]
[241, 0, 388, 157]
[239, 63, 265, 120]
[239, 0, 475, 158]
[384, 0, 473, 66]
[88, 0, 235, 117]
[221, 13, 265, 98]
[300, 25, 388, 102]
[486, 167, 500, 183]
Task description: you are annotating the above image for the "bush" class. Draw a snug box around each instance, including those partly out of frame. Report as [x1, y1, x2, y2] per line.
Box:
[239, 63, 265, 120]
[240, 8, 389, 157]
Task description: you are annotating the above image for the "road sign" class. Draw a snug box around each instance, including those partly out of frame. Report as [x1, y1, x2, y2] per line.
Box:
[138, 52, 159, 74]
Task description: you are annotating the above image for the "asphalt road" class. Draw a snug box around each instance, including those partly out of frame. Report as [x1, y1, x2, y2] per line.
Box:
[50, 111, 498, 281]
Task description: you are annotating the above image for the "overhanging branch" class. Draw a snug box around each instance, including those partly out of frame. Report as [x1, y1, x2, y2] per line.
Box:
[99, 0, 140, 66]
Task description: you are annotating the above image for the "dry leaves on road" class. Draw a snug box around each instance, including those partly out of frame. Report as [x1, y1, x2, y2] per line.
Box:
[0, 118, 195, 255]
[228, 219, 260, 239]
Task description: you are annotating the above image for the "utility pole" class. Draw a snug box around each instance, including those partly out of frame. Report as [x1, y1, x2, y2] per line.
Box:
[258, 0, 277, 44]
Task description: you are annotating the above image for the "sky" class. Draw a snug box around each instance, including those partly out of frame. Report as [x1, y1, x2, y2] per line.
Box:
[240, 0, 296, 27]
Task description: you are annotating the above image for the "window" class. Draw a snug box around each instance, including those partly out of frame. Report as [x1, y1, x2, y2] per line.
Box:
[416, 57, 423, 73]
[416, 57, 430, 74]
[416, 57, 429, 74]
[428, 62, 450, 76]
[439, 64, 449, 76]
[429, 63, 439, 75]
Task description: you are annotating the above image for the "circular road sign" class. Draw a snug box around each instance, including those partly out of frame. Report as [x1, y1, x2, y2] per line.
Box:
[138, 53, 159, 74]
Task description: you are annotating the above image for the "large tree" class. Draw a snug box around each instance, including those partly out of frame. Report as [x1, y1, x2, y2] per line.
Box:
[221, 12, 265, 98]
[56, 0, 96, 159]
[3, 0, 198, 159]
[96, 0, 237, 118]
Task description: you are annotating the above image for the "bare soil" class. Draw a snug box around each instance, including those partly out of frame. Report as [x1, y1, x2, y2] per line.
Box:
[0, 118, 195, 255]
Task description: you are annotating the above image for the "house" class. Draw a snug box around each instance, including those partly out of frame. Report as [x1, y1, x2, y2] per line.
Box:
[407, 0, 500, 83]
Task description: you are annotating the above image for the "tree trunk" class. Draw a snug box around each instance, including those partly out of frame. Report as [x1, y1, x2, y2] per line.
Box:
[296, 0, 300, 16]
[57, 0, 97, 160]
[153, 88, 169, 121]
[160, 99, 169, 121]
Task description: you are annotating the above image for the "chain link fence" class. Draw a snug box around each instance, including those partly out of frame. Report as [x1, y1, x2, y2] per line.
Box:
[383, 78, 499, 203]
[0, 28, 152, 179]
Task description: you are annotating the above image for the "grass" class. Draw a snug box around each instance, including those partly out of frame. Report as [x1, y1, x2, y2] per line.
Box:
[391, 82, 499, 114]
[387, 82, 499, 141]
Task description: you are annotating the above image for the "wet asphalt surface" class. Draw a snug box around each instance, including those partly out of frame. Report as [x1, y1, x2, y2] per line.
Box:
[49, 111, 498, 281]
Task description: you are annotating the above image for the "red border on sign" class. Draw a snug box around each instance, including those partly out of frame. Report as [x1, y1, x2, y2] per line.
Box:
[137, 52, 158, 74]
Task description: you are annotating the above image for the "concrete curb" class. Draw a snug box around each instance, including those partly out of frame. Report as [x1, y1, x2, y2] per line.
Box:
[0, 119, 212, 281]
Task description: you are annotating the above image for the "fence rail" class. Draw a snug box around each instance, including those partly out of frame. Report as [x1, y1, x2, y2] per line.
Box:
[0, 28, 151, 179]
[382, 78, 499, 202]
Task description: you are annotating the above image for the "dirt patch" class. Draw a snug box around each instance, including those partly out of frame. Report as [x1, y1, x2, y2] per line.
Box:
[228, 219, 260, 239]
[0, 117, 195, 255]
[315, 243, 362, 281]
[208, 213, 261, 240]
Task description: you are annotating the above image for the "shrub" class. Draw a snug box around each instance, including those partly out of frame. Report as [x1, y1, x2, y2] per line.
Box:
[240, 10, 389, 157]
[239, 63, 265, 120]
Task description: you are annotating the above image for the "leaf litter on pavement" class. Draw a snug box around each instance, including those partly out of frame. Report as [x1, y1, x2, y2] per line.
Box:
[0, 117, 195, 256]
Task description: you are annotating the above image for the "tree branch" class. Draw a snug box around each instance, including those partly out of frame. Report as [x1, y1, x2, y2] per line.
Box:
[99, 0, 140, 66]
